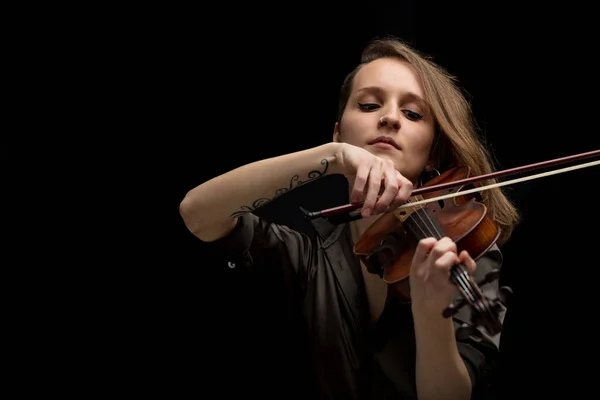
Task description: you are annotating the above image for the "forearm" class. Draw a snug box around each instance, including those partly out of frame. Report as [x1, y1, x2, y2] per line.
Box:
[179, 142, 342, 241]
[413, 308, 471, 400]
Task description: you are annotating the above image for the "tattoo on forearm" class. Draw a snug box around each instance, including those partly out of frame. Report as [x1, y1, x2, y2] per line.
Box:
[230, 159, 329, 217]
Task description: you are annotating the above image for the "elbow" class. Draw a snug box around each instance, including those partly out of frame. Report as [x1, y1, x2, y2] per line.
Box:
[179, 191, 236, 242]
[179, 191, 203, 236]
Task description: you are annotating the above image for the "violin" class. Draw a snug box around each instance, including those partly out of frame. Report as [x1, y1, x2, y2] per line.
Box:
[302, 149, 600, 336]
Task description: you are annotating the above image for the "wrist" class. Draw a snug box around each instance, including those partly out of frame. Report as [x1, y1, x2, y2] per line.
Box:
[412, 302, 454, 330]
[325, 142, 345, 176]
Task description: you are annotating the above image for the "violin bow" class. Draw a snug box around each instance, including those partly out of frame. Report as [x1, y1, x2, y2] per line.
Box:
[303, 149, 600, 223]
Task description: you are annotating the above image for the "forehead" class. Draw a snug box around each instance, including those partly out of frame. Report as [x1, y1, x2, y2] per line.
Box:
[352, 57, 425, 97]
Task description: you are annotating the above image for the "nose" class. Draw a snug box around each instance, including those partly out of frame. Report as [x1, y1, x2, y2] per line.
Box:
[379, 114, 400, 131]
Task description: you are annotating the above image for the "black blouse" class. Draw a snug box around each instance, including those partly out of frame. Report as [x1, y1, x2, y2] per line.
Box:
[207, 212, 503, 399]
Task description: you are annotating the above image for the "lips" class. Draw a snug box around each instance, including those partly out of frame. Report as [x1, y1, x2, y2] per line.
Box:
[369, 136, 400, 150]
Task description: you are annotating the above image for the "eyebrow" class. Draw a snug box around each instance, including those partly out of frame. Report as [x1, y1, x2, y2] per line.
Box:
[356, 86, 429, 108]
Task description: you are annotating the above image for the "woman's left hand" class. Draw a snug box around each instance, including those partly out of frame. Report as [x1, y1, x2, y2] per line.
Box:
[409, 236, 477, 317]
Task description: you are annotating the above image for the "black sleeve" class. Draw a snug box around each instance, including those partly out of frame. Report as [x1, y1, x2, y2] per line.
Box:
[202, 212, 316, 287]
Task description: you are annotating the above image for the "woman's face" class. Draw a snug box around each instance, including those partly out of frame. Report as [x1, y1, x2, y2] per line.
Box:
[334, 57, 436, 184]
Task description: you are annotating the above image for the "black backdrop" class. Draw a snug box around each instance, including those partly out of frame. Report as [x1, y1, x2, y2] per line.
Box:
[121, 2, 600, 398]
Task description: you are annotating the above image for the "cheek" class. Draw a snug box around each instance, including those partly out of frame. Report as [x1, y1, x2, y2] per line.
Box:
[339, 116, 368, 144]
[403, 129, 436, 173]
[407, 128, 434, 151]
[418, 135, 436, 155]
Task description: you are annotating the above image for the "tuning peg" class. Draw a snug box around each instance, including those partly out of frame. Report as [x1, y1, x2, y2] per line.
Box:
[442, 298, 466, 318]
[477, 268, 501, 286]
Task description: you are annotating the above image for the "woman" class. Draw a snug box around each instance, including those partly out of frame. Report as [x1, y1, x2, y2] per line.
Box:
[179, 37, 519, 399]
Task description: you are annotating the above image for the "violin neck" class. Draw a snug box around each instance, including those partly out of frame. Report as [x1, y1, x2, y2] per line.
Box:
[404, 207, 469, 282]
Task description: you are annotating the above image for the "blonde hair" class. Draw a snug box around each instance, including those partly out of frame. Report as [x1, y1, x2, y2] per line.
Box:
[337, 37, 520, 245]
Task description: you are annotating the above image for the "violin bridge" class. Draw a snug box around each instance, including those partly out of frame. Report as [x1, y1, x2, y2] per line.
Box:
[393, 204, 422, 222]
[393, 195, 427, 222]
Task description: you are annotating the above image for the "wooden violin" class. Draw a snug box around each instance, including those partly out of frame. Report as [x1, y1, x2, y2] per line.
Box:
[302, 149, 600, 336]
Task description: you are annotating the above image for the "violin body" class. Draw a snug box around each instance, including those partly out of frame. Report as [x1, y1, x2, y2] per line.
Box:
[355, 166, 500, 298]
[354, 166, 508, 335]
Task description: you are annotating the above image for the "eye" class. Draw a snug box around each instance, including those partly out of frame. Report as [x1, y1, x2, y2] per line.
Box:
[403, 110, 423, 121]
[358, 102, 379, 111]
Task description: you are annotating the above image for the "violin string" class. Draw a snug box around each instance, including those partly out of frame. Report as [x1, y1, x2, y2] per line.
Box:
[408, 195, 492, 319]
[404, 195, 489, 321]
[404, 196, 477, 304]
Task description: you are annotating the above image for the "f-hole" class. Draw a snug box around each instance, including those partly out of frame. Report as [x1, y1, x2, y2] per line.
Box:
[436, 188, 454, 210]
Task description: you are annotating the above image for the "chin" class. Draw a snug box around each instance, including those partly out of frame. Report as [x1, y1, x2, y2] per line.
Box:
[369, 147, 399, 160]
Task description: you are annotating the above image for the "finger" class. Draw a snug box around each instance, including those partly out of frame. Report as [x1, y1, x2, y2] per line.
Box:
[351, 163, 371, 203]
[393, 171, 413, 206]
[434, 251, 460, 272]
[414, 237, 437, 262]
[374, 161, 399, 213]
[458, 250, 477, 274]
[362, 163, 383, 217]
[431, 237, 457, 259]
[387, 171, 413, 210]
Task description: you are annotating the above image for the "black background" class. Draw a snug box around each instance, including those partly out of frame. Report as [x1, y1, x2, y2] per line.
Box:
[92, 2, 599, 398]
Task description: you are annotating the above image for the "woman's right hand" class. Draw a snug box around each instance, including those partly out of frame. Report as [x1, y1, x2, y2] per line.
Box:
[335, 143, 413, 218]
